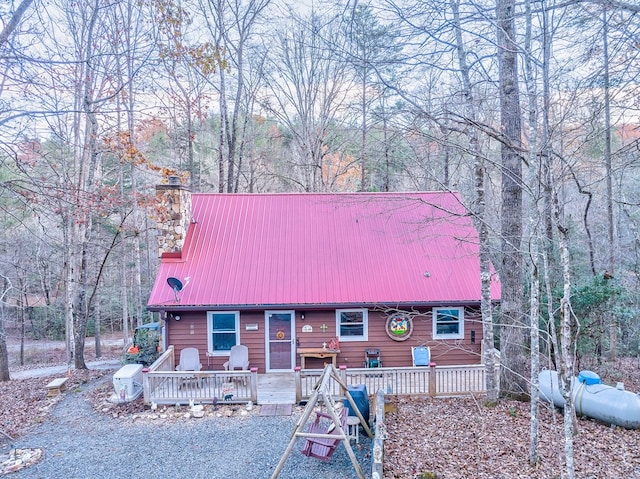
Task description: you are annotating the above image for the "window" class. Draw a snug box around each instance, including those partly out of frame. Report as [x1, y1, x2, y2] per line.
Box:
[336, 309, 368, 341]
[207, 311, 240, 355]
[432, 307, 464, 339]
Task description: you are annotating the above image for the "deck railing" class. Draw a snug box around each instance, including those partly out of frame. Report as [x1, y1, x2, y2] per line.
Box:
[142, 347, 498, 405]
[143, 346, 258, 405]
[295, 363, 496, 402]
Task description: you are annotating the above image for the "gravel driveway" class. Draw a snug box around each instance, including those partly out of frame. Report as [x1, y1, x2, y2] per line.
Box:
[4, 377, 372, 479]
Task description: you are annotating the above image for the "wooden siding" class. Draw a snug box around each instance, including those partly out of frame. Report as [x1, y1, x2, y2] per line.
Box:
[166, 310, 268, 372]
[165, 306, 484, 372]
[296, 308, 483, 368]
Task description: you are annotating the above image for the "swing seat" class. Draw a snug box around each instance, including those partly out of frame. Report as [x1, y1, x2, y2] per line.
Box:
[301, 407, 348, 461]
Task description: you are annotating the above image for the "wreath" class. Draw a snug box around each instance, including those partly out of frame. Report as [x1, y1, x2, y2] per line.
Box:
[385, 314, 413, 341]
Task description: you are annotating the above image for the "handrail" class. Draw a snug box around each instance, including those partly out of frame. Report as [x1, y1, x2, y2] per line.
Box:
[143, 346, 258, 405]
[296, 364, 491, 401]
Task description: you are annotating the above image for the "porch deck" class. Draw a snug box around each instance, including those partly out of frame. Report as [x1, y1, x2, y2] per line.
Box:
[144, 346, 499, 406]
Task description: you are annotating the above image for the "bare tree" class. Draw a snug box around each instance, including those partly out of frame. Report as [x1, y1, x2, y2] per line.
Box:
[196, 0, 272, 193]
[450, 0, 498, 403]
[496, 0, 528, 399]
[0, 275, 11, 381]
[260, 8, 356, 192]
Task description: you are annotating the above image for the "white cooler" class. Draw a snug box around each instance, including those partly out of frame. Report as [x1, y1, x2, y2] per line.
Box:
[113, 364, 144, 401]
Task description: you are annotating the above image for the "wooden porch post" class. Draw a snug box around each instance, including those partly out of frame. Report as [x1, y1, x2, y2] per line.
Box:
[250, 368, 258, 403]
[294, 366, 301, 403]
[428, 362, 437, 397]
[142, 368, 150, 405]
[339, 365, 347, 396]
[168, 345, 175, 370]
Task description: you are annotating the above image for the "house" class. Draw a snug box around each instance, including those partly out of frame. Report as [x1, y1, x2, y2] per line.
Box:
[147, 179, 501, 373]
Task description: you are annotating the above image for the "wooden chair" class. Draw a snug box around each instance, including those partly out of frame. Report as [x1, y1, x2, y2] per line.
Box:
[301, 407, 348, 461]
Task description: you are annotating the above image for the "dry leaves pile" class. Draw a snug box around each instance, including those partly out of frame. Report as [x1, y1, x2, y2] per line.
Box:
[384, 358, 640, 479]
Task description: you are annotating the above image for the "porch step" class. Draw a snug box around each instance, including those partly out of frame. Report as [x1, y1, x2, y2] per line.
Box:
[259, 404, 293, 416]
[257, 373, 295, 405]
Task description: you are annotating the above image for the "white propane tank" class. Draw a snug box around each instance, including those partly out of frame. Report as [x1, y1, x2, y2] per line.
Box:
[539, 370, 640, 429]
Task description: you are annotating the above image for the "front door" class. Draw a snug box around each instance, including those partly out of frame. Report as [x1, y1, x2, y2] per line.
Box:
[265, 311, 295, 371]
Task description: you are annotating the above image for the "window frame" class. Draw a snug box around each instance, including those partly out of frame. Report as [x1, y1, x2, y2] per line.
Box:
[432, 307, 464, 340]
[336, 308, 368, 342]
[207, 311, 240, 356]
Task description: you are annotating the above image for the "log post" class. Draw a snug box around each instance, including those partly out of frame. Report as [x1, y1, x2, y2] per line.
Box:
[372, 389, 385, 478]
[429, 362, 437, 397]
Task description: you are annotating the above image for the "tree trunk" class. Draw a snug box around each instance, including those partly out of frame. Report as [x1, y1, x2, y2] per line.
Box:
[0, 337, 8, 381]
[95, 299, 101, 358]
[0, 280, 10, 381]
[451, 0, 497, 403]
[18, 278, 25, 366]
[602, 6, 617, 361]
[360, 62, 367, 192]
[121, 237, 130, 347]
[496, 0, 528, 400]
[73, 0, 102, 370]
[524, 0, 540, 462]
[554, 189, 577, 479]
[218, 63, 227, 192]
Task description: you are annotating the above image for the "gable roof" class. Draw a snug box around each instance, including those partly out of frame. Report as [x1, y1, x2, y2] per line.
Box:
[147, 192, 500, 310]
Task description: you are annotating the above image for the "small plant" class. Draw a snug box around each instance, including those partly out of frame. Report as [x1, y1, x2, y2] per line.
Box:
[416, 472, 439, 479]
[508, 406, 517, 417]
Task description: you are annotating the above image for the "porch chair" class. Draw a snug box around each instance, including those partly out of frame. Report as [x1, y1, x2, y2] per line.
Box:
[364, 348, 382, 368]
[223, 344, 250, 384]
[176, 347, 203, 387]
[223, 344, 250, 371]
[411, 346, 431, 367]
[301, 406, 349, 461]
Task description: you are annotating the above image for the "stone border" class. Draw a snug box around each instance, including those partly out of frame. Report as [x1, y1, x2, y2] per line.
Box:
[0, 448, 44, 475]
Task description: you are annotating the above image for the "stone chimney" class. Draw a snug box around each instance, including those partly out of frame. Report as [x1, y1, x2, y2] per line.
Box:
[155, 176, 192, 257]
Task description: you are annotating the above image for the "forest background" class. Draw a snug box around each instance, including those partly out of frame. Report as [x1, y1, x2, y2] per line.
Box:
[0, 0, 639, 472]
[1, 0, 639, 381]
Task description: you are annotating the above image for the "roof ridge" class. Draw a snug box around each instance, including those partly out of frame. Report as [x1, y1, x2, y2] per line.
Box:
[192, 191, 459, 197]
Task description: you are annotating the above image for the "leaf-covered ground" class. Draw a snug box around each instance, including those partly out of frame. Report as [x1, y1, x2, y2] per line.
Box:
[2, 347, 640, 479]
[384, 358, 640, 479]
[0, 369, 112, 440]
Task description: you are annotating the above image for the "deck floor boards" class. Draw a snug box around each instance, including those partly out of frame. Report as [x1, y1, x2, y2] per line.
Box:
[258, 372, 296, 404]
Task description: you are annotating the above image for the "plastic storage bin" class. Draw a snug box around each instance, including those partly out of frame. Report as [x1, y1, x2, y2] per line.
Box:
[344, 384, 369, 424]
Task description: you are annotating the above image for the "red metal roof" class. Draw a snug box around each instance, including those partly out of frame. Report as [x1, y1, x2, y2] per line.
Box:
[147, 192, 500, 309]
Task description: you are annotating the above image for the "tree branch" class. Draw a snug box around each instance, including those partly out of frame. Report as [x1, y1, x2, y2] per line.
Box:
[0, 0, 35, 48]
